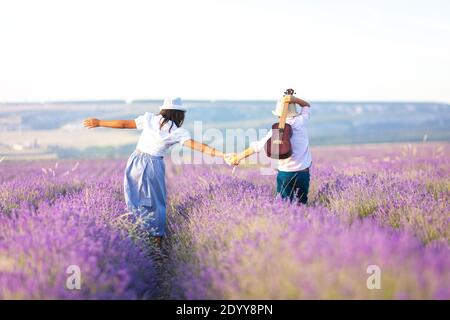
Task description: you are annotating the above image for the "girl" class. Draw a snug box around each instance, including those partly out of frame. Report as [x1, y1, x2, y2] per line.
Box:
[228, 92, 312, 204]
[83, 97, 228, 245]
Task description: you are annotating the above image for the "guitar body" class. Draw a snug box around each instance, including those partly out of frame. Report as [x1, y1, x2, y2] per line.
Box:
[264, 122, 293, 159]
[264, 88, 296, 160]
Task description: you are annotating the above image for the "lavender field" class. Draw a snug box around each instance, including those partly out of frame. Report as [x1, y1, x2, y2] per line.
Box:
[0, 143, 449, 299]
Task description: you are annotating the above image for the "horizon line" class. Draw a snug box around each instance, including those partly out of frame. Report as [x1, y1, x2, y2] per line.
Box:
[1, 99, 449, 105]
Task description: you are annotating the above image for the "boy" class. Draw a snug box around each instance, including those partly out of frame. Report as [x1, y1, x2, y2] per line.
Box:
[227, 92, 311, 204]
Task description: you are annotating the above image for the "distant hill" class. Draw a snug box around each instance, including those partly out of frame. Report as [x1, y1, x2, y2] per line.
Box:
[0, 100, 449, 159]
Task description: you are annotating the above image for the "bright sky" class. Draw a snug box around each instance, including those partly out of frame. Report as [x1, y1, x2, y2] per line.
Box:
[1, 0, 449, 102]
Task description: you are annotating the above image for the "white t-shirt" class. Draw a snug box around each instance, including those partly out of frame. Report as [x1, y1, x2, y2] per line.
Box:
[250, 107, 312, 172]
[134, 112, 191, 157]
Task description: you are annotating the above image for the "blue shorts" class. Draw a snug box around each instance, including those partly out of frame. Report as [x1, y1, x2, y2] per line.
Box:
[276, 170, 310, 204]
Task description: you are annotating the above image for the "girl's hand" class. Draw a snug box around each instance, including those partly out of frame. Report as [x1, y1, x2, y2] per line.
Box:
[83, 118, 100, 129]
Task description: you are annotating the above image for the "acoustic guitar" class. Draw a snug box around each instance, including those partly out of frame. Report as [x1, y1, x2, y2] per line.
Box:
[264, 88, 295, 159]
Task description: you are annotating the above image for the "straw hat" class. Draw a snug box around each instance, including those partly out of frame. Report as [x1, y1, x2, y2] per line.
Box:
[271, 98, 300, 117]
[159, 97, 187, 111]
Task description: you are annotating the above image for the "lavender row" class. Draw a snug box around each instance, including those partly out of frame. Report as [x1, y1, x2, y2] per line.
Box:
[165, 144, 449, 299]
[0, 166, 156, 299]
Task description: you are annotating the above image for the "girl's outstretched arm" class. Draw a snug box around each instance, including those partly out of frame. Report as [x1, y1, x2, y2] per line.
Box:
[83, 118, 137, 129]
[183, 139, 225, 158]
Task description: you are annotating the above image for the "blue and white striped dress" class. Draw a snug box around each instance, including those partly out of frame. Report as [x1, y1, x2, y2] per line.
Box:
[124, 112, 191, 237]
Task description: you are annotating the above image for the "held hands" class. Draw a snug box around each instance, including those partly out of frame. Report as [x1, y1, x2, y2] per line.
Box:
[83, 118, 100, 129]
[224, 153, 240, 166]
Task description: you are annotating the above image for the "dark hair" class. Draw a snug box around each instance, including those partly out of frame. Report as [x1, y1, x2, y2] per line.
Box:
[158, 109, 186, 132]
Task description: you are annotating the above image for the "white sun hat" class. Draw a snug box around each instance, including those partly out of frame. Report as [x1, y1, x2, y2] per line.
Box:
[271, 98, 300, 117]
[159, 97, 187, 111]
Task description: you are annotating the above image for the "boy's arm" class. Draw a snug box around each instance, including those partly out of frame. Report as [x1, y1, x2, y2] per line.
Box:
[284, 96, 311, 124]
[229, 129, 272, 165]
[285, 96, 310, 107]
[235, 147, 255, 163]
[83, 118, 137, 129]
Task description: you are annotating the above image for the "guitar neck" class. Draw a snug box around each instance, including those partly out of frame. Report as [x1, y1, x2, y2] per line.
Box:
[278, 101, 290, 130]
